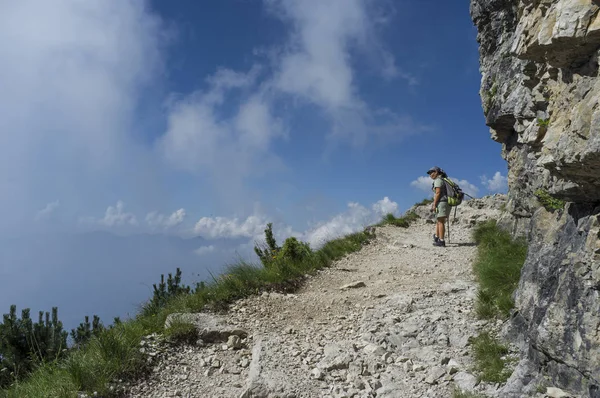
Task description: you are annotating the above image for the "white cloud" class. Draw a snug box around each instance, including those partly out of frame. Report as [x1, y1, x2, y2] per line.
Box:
[0, 0, 165, 234]
[146, 208, 186, 229]
[81, 201, 137, 227]
[1, 0, 426, 236]
[159, 0, 425, 196]
[410, 176, 433, 194]
[192, 207, 300, 261]
[453, 179, 479, 198]
[194, 213, 268, 239]
[35, 200, 60, 221]
[194, 245, 216, 255]
[193, 197, 398, 258]
[372, 196, 399, 216]
[158, 68, 285, 205]
[302, 197, 398, 248]
[267, 0, 424, 147]
[481, 172, 508, 193]
[302, 202, 371, 248]
[410, 176, 479, 198]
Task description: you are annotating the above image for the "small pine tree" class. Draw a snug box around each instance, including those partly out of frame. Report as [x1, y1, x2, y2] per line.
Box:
[254, 223, 281, 267]
[0, 305, 68, 387]
[70, 315, 104, 348]
[143, 267, 192, 315]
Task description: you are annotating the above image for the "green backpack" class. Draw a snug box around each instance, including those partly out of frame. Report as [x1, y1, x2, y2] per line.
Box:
[442, 177, 465, 206]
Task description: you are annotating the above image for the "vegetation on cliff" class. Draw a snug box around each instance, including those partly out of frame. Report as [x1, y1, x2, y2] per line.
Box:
[534, 189, 565, 212]
[468, 219, 526, 385]
[472, 219, 527, 319]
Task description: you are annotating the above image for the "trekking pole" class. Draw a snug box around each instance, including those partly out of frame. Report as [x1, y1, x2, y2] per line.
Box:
[447, 216, 450, 244]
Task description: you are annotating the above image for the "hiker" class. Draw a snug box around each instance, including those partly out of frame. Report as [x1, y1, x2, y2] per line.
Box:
[427, 166, 451, 247]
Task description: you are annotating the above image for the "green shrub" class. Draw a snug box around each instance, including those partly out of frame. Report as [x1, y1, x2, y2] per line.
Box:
[254, 223, 313, 270]
[536, 118, 550, 128]
[534, 189, 565, 211]
[473, 220, 527, 319]
[472, 332, 513, 383]
[279, 237, 312, 263]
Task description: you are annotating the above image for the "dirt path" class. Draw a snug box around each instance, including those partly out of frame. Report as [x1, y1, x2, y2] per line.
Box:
[129, 197, 506, 398]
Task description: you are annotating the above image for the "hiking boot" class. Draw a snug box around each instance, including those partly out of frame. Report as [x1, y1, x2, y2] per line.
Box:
[433, 234, 439, 243]
[433, 240, 446, 247]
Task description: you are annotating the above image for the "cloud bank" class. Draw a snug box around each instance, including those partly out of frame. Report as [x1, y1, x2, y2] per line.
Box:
[0, 0, 166, 236]
[481, 172, 508, 192]
[192, 196, 399, 250]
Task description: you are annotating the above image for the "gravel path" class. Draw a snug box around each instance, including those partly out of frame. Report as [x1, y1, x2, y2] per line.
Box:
[129, 197, 507, 398]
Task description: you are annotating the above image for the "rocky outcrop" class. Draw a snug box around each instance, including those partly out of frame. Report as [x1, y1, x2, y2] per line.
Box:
[470, 0, 600, 396]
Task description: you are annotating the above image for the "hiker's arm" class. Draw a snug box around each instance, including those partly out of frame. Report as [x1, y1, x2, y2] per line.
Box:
[431, 187, 441, 210]
[434, 187, 442, 205]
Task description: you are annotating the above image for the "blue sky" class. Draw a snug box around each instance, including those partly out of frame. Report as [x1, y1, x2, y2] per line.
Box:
[0, 0, 508, 258]
[0, 0, 510, 328]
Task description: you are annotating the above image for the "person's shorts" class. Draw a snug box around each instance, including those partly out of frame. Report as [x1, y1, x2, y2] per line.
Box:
[436, 202, 451, 219]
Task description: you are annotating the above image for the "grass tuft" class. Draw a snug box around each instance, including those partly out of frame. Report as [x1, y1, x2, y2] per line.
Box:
[164, 321, 198, 345]
[0, 362, 77, 398]
[472, 220, 527, 319]
[472, 332, 513, 383]
[378, 212, 419, 228]
[416, 197, 434, 206]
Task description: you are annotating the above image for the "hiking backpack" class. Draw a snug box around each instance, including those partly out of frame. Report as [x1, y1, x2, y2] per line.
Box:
[441, 177, 465, 206]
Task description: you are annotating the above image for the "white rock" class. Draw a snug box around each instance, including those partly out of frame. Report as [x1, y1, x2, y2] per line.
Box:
[424, 366, 446, 385]
[454, 371, 478, 391]
[311, 368, 325, 380]
[447, 359, 460, 375]
[363, 343, 386, 356]
[546, 387, 571, 398]
[413, 364, 426, 372]
[227, 335, 242, 349]
[340, 281, 367, 290]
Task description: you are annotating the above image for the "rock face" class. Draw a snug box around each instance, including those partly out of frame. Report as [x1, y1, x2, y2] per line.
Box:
[470, 0, 600, 396]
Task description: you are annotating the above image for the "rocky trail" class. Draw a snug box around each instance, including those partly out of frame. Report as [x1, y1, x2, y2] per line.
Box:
[129, 197, 513, 398]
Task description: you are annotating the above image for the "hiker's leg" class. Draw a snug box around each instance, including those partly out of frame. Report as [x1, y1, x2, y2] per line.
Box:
[438, 217, 446, 240]
[435, 220, 442, 238]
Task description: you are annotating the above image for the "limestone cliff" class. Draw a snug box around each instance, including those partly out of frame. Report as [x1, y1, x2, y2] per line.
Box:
[470, 0, 600, 396]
